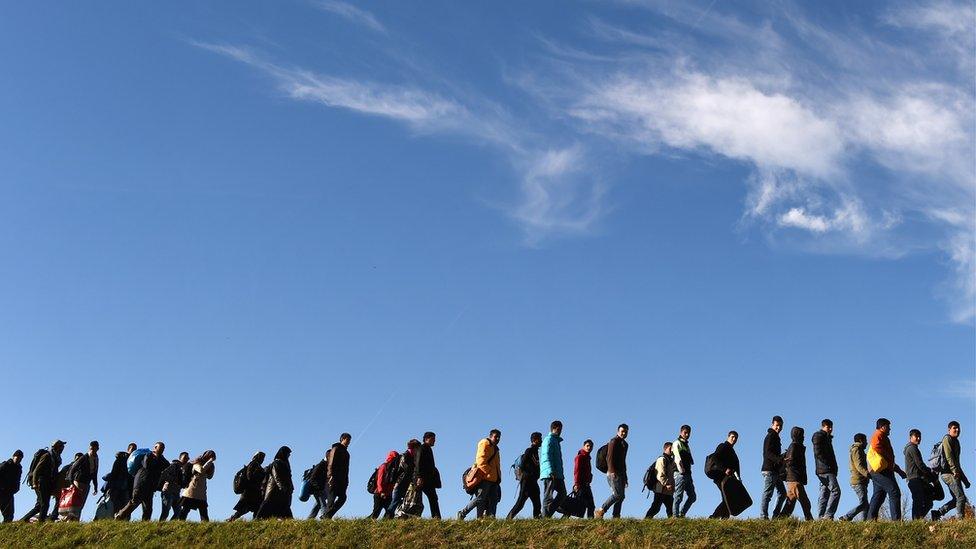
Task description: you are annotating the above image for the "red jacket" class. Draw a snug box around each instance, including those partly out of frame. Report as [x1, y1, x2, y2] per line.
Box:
[574, 449, 592, 487]
[376, 451, 399, 497]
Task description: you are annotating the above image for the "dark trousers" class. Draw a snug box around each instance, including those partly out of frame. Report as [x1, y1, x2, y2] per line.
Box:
[116, 492, 153, 521]
[646, 492, 673, 518]
[325, 483, 347, 518]
[543, 478, 567, 517]
[177, 497, 209, 521]
[578, 485, 595, 518]
[0, 491, 14, 522]
[506, 480, 541, 518]
[710, 479, 731, 519]
[780, 482, 814, 520]
[371, 494, 392, 519]
[20, 482, 52, 522]
[159, 492, 181, 521]
[421, 484, 440, 518]
[907, 478, 933, 520]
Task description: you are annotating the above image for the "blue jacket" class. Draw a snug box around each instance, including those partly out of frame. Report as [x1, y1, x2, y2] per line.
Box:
[540, 433, 564, 480]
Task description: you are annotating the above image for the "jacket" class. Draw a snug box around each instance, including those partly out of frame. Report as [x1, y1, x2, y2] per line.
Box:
[68, 453, 98, 491]
[0, 459, 22, 494]
[417, 444, 437, 486]
[134, 452, 168, 492]
[27, 449, 55, 486]
[812, 430, 838, 475]
[848, 442, 869, 486]
[183, 460, 215, 501]
[327, 443, 350, 486]
[942, 435, 964, 477]
[102, 452, 130, 492]
[870, 429, 895, 473]
[573, 449, 592, 487]
[606, 436, 628, 478]
[654, 453, 677, 494]
[761, 429, 783, 473]
[376, 451, 399, 497]
[520, 446, 540, 484]
[903, 443, 932, 481]
[474, 438, 501, 483]
[673, 437, 693, 474]
[394, 449, 418, 487]
[712, 441, 740, 477]
[308, 459, 328, 492]
[784, 426, 807, 485]
[158, 460, 184, 496]
[259, 458, 294, 518]
[540, 433, 564, 480]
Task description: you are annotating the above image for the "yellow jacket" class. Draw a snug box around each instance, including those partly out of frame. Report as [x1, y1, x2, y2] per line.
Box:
[474, 438, 501, 483]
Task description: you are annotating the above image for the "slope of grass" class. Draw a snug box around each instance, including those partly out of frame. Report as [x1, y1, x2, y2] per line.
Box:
[1, 519, 974, 548]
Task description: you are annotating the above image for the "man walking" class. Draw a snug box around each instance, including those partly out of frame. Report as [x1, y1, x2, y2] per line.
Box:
[813, 419, 840, 519]
[115, 441, 167, 521]
[159, 452, 189, 520]
[506, 432, 541, 519]
[866, 418, 906, 521]
[20, 440, 64, 522]
[306, 452, 330, 519]
[645, 442, 675, 518]
[574, 440, 596, 518]
[417, 432, 441, 519]
[457, 429, 502, 519]
[708, 431, 741, 519]
[541, 420, 566, 518]
[932, 420, 970, 521]
[672, 424, 696, 518]
[67, 441, 99, 518]
[904, 429, 935, 520]
[761, 416, 787, 519]
[324, 433, 351, 519]
[596, 424, 628, 519]
[839, 433, 870, 521]
[0, 450, 24, 522]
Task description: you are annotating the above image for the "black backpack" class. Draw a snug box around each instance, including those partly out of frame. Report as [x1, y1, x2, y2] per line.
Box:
[366, 469, 378, 494]
[704, 453, 723, 481]
[302, 466, 314, 482]
[642, 463, 656, 493]
[233, 465, 249, 495]
[595, 444, 609, 474]
[383, 457, 401, 487]
[25, 449, 49, 485]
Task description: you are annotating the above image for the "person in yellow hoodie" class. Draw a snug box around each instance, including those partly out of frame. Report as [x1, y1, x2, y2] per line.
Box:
[457, 430, 501, 519]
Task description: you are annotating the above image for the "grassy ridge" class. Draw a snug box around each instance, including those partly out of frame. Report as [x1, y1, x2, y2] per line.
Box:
[1, 519, 975, 548]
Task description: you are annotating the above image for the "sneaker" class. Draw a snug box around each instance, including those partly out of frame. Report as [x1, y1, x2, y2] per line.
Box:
[456, 511, 465, 521]
[931, 510, 942, 521]
[839, 515, 851, 522]
[594, 508, 605, 519]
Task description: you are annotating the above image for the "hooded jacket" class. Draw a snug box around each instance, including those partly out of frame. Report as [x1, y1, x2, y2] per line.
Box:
[474, 438, 501, 483]
[812, 430, 838, 475]
[573, 448, 592, 487]
[0, 458, 22, 494]
[869, 429, 895, 474]
[327, 443, 350, 486]
[761, 428, 783, 473]
[784, 426, 808, 485]
[540, 433, 564, 480]
[183, 459, 215, 501]
[848, 441, 869, 486]
[376, 451, 399, 497]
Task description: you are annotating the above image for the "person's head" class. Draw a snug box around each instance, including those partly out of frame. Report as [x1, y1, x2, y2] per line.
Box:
[680, 425, 692, 439]
[583, 439, 594, 453]
[152, 441, 165, 456]
[854, 433, 867, 445]
[51, 440, 66, 455]
[727, 431, 739, 445]
[771, 416, 783, 433]
[407, 439, 421, 451]
[663, 441, 673, 456]
[11, 450, 23, 464]
[617, 424, 629, 439]
[550, 420, 563, 436]
[126, 443, 137, 454]
[530, 432, 543, 447]
[488, 429, 502, 445]
[204, 450, 217, 462]
[339, 433, 352, 447]
[274, 446, 292, 461]
[821, 419, 834, 434]
[791, 426, 805, 442]
[423, 432, 436, 446]
[909, 429, 921, 445]
[178, 452, 190, 464]
[876, 418, 891, 435]
[948, 421, 961, 438]
[253, 451, 266, 465]
[89, 441, 99, 454]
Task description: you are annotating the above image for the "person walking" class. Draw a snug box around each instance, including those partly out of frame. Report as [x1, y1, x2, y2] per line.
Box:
[0, 450, 24, 523]
[672, 425, 696, 518]
[47, 450, 76, 521]
[257, 446, 294, 519]
[812, 419, 841, 520]
[760, 416, 787, 519]
[324, 433, 351, 519]
[115, 441, 167, 521]
[839, 433, 870, 521]
[101, 446, 135, 516]
[306, 453, 330, 520]
[596, 424, 629, 519]
[780, 426, 814, 520]
[574, 439, 596, 518]
[506, 432, 542, 519]
[866, 418, 906, 521]
[65, 441, 100, 520]
[645, 442, 676, 518]
[417, 432, 441, 519]
[457, 429, 502, 520]
[177, 450, 215, 521]
[371, 450, 400, 519]
[387, 439, 420, 518]
[904, 429, 935, 520]
[227, 451, 266, 521]
[20, 440, 64, 522]
[159, 452, 189, 521]
[708, 431, 741, 519]
[541, 421, 566, 518]
[932, 420, 970, 521]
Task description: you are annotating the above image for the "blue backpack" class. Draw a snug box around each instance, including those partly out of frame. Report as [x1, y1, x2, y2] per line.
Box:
[928, 440, 948, 473]
[126, 449, 151, 476]
[511, 454, 524, 481]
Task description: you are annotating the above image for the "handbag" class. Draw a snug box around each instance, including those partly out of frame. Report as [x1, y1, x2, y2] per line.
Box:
[94, 493, 114, 520]
[58, 486, 83, 518]
[433, 467, 442, 490]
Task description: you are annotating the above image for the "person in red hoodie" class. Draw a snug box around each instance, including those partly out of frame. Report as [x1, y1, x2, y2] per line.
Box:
[371, 451, 400, 519]
[574, 440, 595, 518]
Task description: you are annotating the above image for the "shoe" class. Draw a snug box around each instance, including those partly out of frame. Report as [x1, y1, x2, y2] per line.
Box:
[456, 511, 464, 521]
[594, 508, 605, 519]
[931, 510, 942, 521]
[839, 515, 851, 522]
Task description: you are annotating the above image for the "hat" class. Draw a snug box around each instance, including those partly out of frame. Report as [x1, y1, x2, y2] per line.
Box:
[51, 440, 66, 448]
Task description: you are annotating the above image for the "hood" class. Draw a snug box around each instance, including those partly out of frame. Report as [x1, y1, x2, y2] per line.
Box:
[385, 451, 399, 464]
[852, 441, 863, 449]
[577, 449, 590, 457]
[791, 426, 805, 443]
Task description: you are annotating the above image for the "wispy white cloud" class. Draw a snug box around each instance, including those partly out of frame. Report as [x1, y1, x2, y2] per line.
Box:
[312, 0, 386, 34]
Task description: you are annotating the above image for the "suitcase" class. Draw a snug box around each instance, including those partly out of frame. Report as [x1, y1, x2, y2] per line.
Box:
[721, 475, 753, 516]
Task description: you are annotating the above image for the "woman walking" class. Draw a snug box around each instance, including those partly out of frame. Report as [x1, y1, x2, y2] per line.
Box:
[257, 446, 294, 519]
[228, 451, 267, 521]
[178, 450, 216, 521]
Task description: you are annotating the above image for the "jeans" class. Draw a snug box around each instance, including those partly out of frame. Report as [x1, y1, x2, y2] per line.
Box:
[577, 485, 595, 518]
[460, 481, 499, 518]
[506, 480, 541, 518]
[672, 472, 696, 518]
[543, 478, 567, 517]
[841, 482, 869, 521]
[867, 471, 901, 521]
[159, 492, 181, 521]
[371, 494, 391, 519]
[938, 474, 969, 518]
[646, 492, 673, 518]
[308, 490, 329, 519]
[600, 473, 626, 517]
[761, 472, 786, 519]
[907, 478, 933, 520]
[817, 473, 841, 519]
[387, 483, 408, 517]
[324, 483, 347, 518]
[421, 484, 440, 518]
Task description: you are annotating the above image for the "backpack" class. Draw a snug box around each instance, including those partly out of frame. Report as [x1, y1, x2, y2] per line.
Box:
[595, 444, 609, 474]
[704, 452, 723, 481]
[511, 453, 524, 481]
[127, 449, 151, 476]
[233, 465, 249, 495]
[366, 469, 378, 494]
[302, 466, 315, 482]
[382, 458, 400, 487]
[25, 449, 49, 484]
[461, 467, 479, 495]
[928, 440, 948, 473]
[642, 463, 656, 493]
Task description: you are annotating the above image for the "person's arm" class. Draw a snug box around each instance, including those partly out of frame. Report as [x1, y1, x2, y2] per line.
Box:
[853, 449, 869, 478]
[573, 453, 581, 490]
[943, 436, 960, 476]
[326, 449, 336, 483]
[655, 457, 667, 487]
[673, 441, 684, 474]
[203, 460, 215, 479]
[606, 439, 616, 476]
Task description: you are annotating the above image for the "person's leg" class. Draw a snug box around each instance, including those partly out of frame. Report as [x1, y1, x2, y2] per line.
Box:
[647, 493, 662, 518]
[867, 475, 885, 520]
[600, 474, 618, 514]
[506, 483, 528, 519]
[760, 472, 775, 519]
[663, 494, 674, 517]
[422, 485, 441, 519]
[141, 494, 153, 522]
[159, 494, 172, 521]
[47, 492, 59, 521]
[798, 485, 814, 520]
[486, 482, 500, 517]
[542, 478, 555, 517]
[937, 474, 968, 518]
[325, 484, 348, 518]
[370, 494, 383, 519]
[0, 492, 13, 523]
[841, 483, 866, 520]
[907, 479, 926, 520]
[199, 502, 209, 522]
[710, 480, 730, 519]
[582, 485, 595, 518]
[826, 474, 841, 518]
[459, 485, 486, 518]
[386, 484, 406, 518]
[672, 474, 686, 518]
[885, 474, 902, 521]
[773, 479, 787, 517]
[679, 475, 696, 518]
[612, 477, 625, 518]
[547, 479, 566, 517]
[308, 493, 322, 519]
[817, 474, 830, 518]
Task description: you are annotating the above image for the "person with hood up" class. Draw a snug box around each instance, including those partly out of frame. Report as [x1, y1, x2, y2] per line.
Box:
[371, 450, 400, 519]
[227, 451, 266, 521]
[0, 450, 24, 522]
[324, 433, 351, 519]
[177, 450, 216, 521]
[779, 426, 814, 520]
[257, 446, 294, 519]
[540, 420, 566, 518]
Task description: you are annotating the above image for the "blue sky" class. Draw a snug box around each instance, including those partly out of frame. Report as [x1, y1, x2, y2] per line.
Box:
[1, 0, 973, 520]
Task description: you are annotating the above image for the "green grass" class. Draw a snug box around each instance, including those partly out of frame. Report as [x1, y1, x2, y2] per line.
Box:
[1, 519, 974, 548]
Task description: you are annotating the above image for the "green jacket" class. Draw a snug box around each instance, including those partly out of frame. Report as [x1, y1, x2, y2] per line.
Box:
[848, 441, 868, 486]
[942, 435, 963, 476]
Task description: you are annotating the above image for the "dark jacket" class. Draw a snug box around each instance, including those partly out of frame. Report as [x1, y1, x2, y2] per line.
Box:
[133, 452, 168, 493]
[761, 429, 783, 473]
[606, 436, 628, 478]
[394, 449, 417, 487]
[27, 449, 56, 486]
[519, 446, 540, 484]
[904, 443, 932, 481]
[812, 430, 838, 475]
[417, 444, 437, 486]
[327, 443, 350, 486]
[102, 452, 130, 492]
[784, 427, 807, 485]
[308, 459, 328, 492]
[158, 460, 184, 495]
[573, 449, 592, 487]
[712, 440, 740, 477]
[233, 458, 267, 513]
[68, 453, 98, 491]
[258, 458, 294, 519]
[0, 459, 22, 494]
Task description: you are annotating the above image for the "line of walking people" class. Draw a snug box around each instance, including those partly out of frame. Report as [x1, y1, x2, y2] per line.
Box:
[0, 419, 968, 522]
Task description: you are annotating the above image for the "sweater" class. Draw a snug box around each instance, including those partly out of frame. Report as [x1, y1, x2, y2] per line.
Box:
[540, 433, 564, 480]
